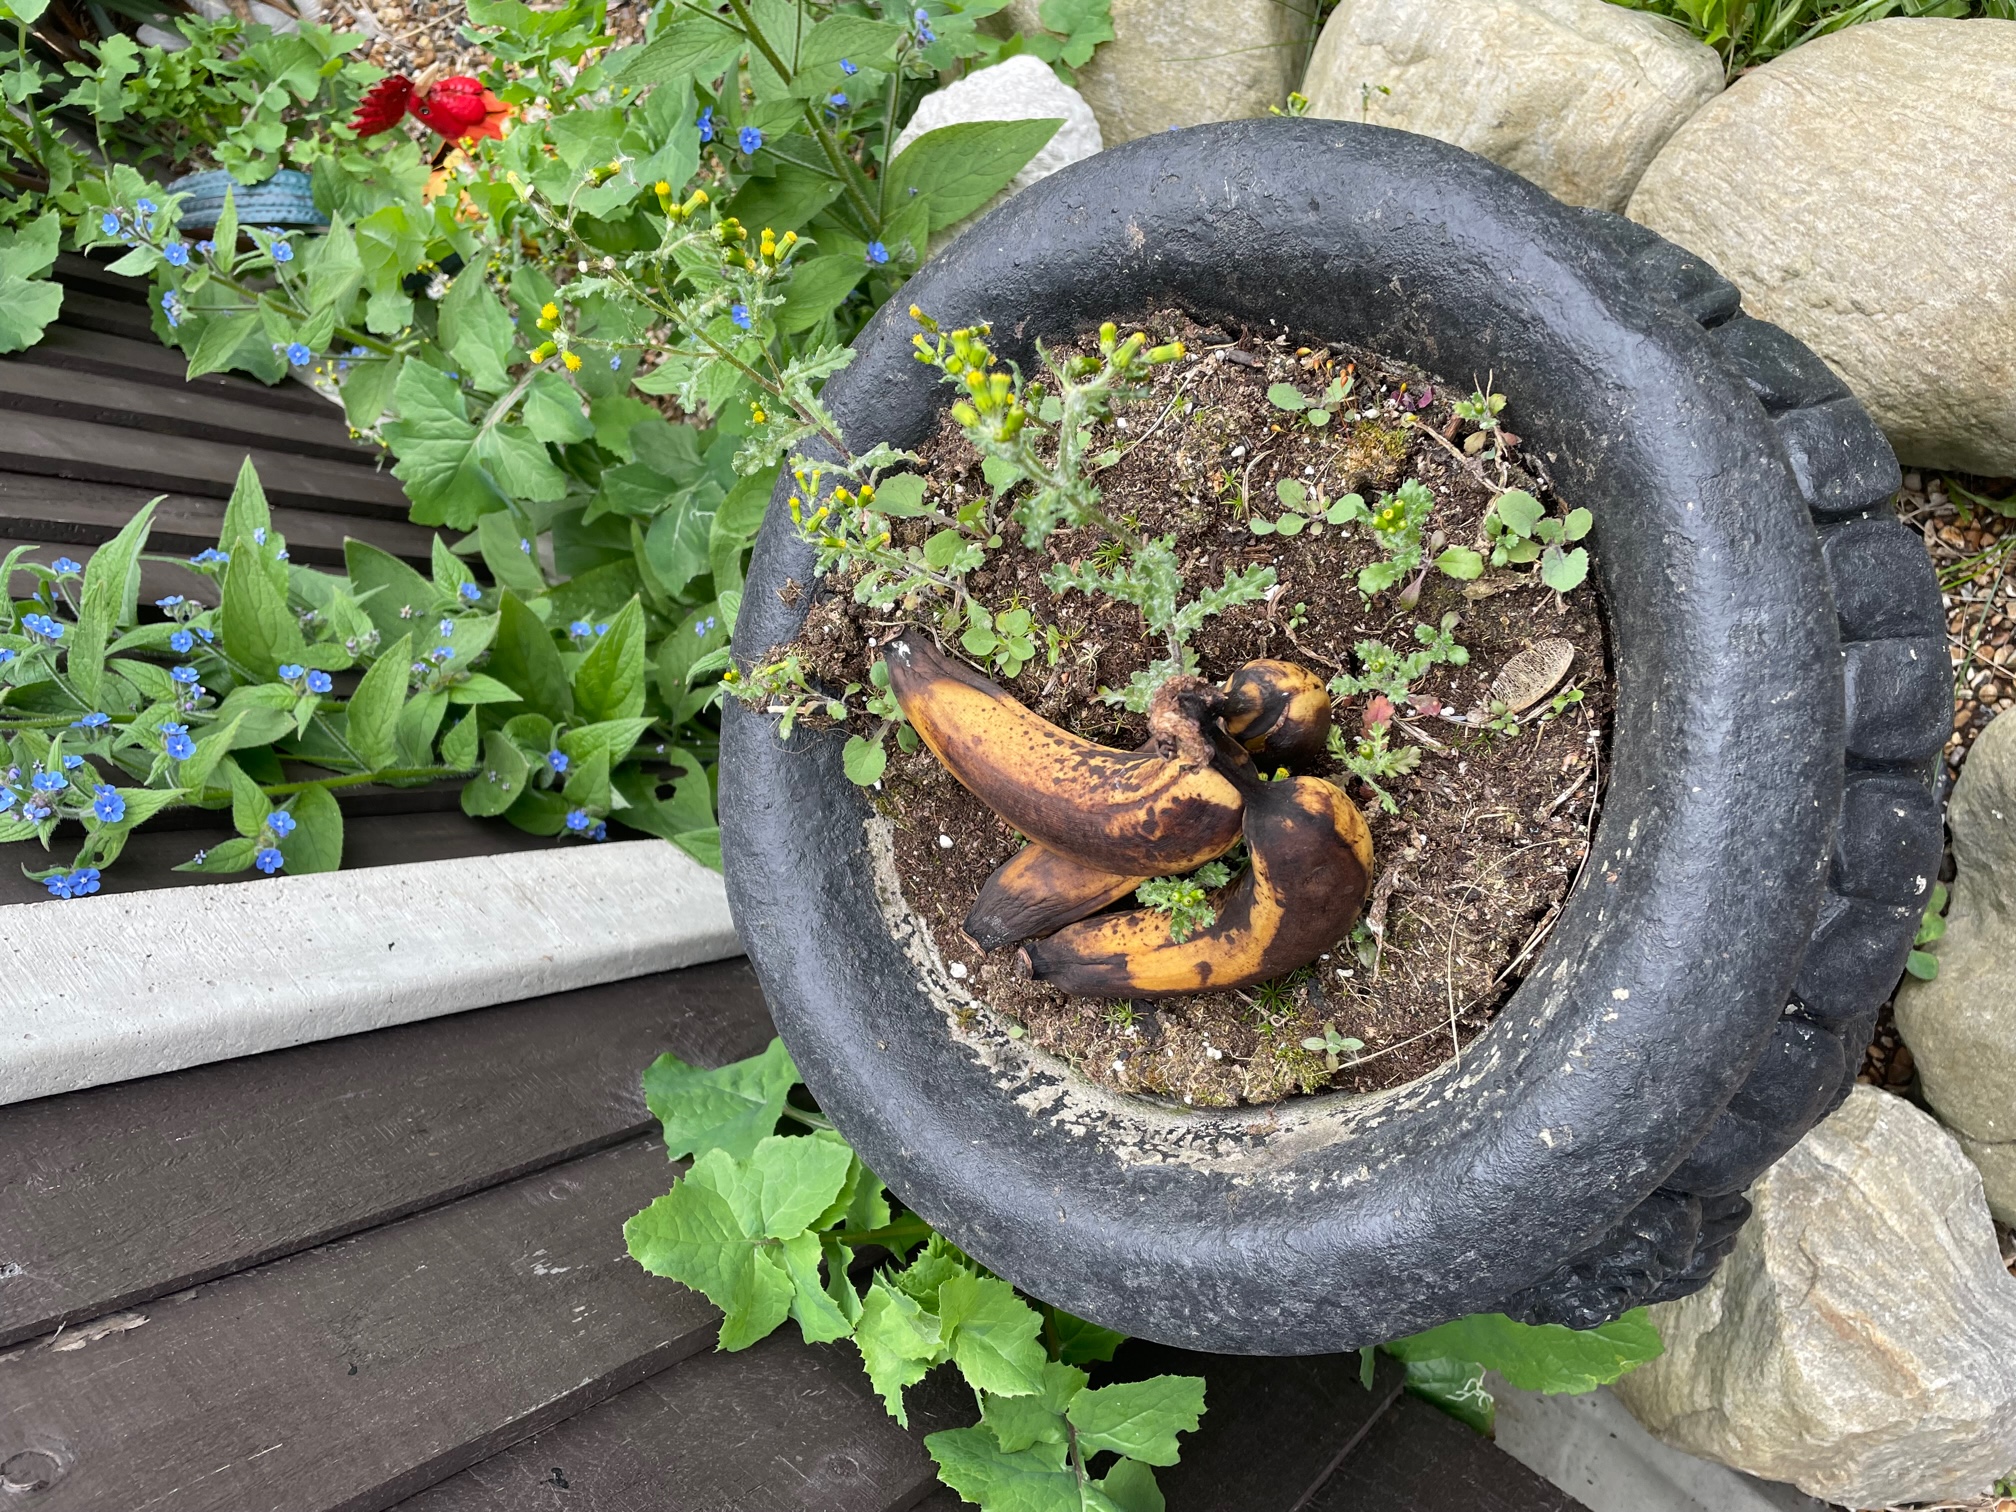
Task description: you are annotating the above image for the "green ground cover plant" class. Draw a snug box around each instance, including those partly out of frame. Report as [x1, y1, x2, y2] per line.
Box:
[1604, 0, 2015, 73]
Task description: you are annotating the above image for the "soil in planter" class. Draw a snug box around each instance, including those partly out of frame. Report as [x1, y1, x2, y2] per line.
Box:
[785, 310, 1614, 1106]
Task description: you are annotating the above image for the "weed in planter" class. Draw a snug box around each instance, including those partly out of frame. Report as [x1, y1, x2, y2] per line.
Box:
[1482, 488, 1594, 595]
[1328, 614, 1471, 704]
[1331, 720, 1423, 815]
[1134, 860, 1235, 944]
[1301, 1021, 1366, 1070]
[1905, 880, 1949, 980]
[1267, 372, 1352, 429]
[1335, 477, 1486, 600]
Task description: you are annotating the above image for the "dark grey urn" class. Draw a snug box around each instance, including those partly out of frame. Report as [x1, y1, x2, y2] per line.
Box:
[720, 120, 1944, 1353]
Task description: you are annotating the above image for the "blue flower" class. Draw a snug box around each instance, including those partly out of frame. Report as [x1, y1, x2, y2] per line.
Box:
[866, 240, 889, 265]
[164, 241, 190, 267]
[197, 240, 215, 255]
[71, 867, 101, 896]
[286, 342, 313, 367]
[697, 106, 714, 142]
[137, 198, 155, 216]
[438, 619, 456, 636]
[100, 211, 122, 236]
[914, 7, 935, 42]
[162, 723, 195, 761]
[21, 613, 62, 641]
[305, 670, 333, 694]
[192, 548, 229, 566]
[255, 847, 285, 874]
[731, 302, 752, 329]
[277, 662, 305, 680]
[840, 57, 858, 75]
[32, 770, 65, 793]
[0, 789, 13, 812]
[565, 807, 593, 832]
[92, 786, 125, 823]
[44, 872, 74, 899]
[568, 620, 592, 639]
[160, 291, 183, 328]
[52, 557, 81, 575]
[430, 645, 454, 662]
[520, 537, 534, 554]
[269, 810, 297, 837]
[590, 821, 608, 841]
[156, 595, 185, 609]
[170, 629, 194, 653]
[0, 648, 12, 665]
[171, 664, 201, 684]
[253, 527, 267, 546]
[271, 241, 294, 263]
[595, 622, 608, 636]
[610, 355, 622, 370]
[73, 712, 110, 729]
[828, 92, 848, 107]
[738, 125, 763, 154]
[62, 754, 83, 770]
[459, 582, 481, 602]
[547, 749, 569, 774]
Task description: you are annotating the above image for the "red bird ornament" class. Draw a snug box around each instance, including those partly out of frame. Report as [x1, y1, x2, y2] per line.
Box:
[351, 74, 511, 144]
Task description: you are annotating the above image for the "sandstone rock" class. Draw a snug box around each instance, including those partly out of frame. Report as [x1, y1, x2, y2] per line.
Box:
[892, 53, 1102, 246]
[1613, 1086, 2016, 1506]
[1628, 19, 2016, 475]
[993, 0, 1311, 144]
[1298, 0, 1722, 211]
[1897, 709, 2016, 1223]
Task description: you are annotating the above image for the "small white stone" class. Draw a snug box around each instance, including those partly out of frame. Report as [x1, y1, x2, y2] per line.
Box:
[938, 834, 953, 849]
[949, 961, 968, 979]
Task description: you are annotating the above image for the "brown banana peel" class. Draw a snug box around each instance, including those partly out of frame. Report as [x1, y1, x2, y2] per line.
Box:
[965, 844, 1147, 951]
[1018, 772, 1374, 999]
[1222, 659, 1333, 769]
[882, 630, 1245, 876]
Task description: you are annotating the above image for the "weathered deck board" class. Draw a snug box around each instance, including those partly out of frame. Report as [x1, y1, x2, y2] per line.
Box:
[395, 1329, 951, 1512]
[14, 321, 335, 416]
[0, 958, 765, 1347]
[0, 360, 375, 464]
[1304, 1391, 1590, 1512]
[0, 1137, 717, 1512]
[0, 471, 435, 566]
[0, 409, 408, 515]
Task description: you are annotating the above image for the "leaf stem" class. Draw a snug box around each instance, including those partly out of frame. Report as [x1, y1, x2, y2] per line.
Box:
[259, 763, 470, 796]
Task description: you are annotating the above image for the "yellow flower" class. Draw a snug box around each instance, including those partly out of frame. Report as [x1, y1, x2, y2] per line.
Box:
[563, 351, 583, 372]
[751, 406, 767, 423]
[540, 302, 558, 320]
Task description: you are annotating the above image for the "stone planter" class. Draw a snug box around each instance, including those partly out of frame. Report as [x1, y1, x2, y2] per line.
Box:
[720, 120, 1946, 1352]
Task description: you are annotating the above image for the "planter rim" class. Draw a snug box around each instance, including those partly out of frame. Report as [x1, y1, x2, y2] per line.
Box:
[722, 119, 1841, 1352]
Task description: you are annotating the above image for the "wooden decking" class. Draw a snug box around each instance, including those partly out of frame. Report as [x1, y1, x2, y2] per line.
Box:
[0, 254, 1590, 1512]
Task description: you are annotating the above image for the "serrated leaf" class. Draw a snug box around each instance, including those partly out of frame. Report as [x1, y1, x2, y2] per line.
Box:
[981, 1360, 1086, 1453]
[1384, 1308, 1661, 1395]
[1044, 1307, 1127, 1366]
[439, 267, 517, 394]
[924, 1426, 1075, 1512]
[778, 1229, 854, 1344]
[855, 1277, 945, 1425]
[1066, 1375, 1205, 1466]
[345, 634, 410, 769]
[690, 1132, 855, 1241]
[1097, 1458, 1165, 1512]
[643, 1035, 798, 1163]
[1396, 1355, 1494, 1435]
[937, 1274, 1047, 1399]
[624, 1168, 794, 1352]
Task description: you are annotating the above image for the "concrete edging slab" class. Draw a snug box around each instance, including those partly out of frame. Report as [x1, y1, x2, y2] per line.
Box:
[0, 839, 740, 1106]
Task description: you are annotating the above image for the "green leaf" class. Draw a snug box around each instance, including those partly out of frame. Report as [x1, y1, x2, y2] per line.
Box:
[1067, 1375, 1205, 1466]
[778, 1230, 855, 1344]
[69, 497, 154, 705]
[306, 217, 364, 315]
[1562, 507, 1593, 542]
[886, 118, 1064, 231]
[175, 835, 258, 874]
[1266, 382, 1308, 412]
[797, 13, 906, 73]
[1905, 949, 1940, 981]
[476, 512, 548, 600]
[227, 756, 271, 837]
[1396, 1355, 1494, 1435]
[1436, 546, 1485, 581]
[694, 1131, 856, 1239]
[345, 634, 411, 769]
[221, 455, 274, 552]
[345, 539, 438, 648]
[643, 1036, 797, 1162]
[1491, 489, 1544, 537]
[842, 732, 887, 786]
[489, 591, 573, 721]
[559, 717, 654, 771]
[462, 729, 530, 817]
[924, 1427, 1076, 1512]
[1540, 544, 1590, 594]
[608, 9, 744, 85]
[341, 354, 404, 431]
[1384, 1309, 1662, 1395]
[855, 1277, 946, 1425]
[572, 597, 646, 722]
[1044, 1307, 1127, 1366]
[441, 709, 480, 771]
[383, 363, 508, 529]
[180, 711, 245, 793]
[281, 785, 343, 874]
[625, 1168, 795, 1351]
[0, 213, 65, 353]
[981, 1360, 1086, 1453]
[95, 786, 186, 834]
[439, 268, 517, 395]
[937, 1274, 1047, 1399]
[923, 528, 966, 568]
[643, 485, 716, 600]
[522, 369, 593, 445]
[560, 745, 611, 811]
[221, 548, 307, 680]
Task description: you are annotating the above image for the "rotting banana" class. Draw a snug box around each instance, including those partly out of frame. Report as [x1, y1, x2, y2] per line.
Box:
[965, 844, 1147, 951]
[1017, 770, 1374, 999]
[882, 630, 1245, 875]
[1222, 659, 1333, 769]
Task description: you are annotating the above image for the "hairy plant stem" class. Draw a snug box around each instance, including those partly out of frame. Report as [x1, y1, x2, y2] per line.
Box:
[260, 762, 473, 796]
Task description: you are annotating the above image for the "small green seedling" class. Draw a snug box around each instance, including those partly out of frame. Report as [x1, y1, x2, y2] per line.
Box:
[1483, 489, 1592, 593]
[1329, 614, 1469, 705]
[1267, 372, 1353, 428]
[1137, 860, 1234, 943]
[1301, 1021, 1365, 1070]
[1250, 477, 1365, 537]
[1905, 881, 1949, 980]
[959, 603, 1037, 679]
[1482, 683, 1585, 737]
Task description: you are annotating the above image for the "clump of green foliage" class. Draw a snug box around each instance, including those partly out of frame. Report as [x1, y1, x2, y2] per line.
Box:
[1606, 0, 2014, 75]
[1135, 859, 1233, 943]
[1483, 488, 1592, 595]
[1904, 879, 1948, 981]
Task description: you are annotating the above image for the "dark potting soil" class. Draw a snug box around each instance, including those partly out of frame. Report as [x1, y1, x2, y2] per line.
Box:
[785, 310, 1613, 1106]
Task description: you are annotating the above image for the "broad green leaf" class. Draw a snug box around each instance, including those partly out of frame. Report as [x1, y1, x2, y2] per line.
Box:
[923, 1427, 1076, 1512]
[672, 827, 722, 870]
[842, 732, 887, 786]
[175, 834, 258, 874]
[213, 686, 296, 749]
[1491, 489, 1544, 537]
[981, 1360, 1086, 1453]
[642, 1036, 797, 1162]
[1540, 544, 1590, 594]
[1395, 1355, 1494, 1435]
[462, 729, 529, 816]
[608, 10, 744, 85]
[1266, 382, 1308, 412]
[221, 456, 273, 552]
[855, 1277, 945, 1424]
[870, 473, 928, 516]
[489, 591, 573, 721]
[1563, 506, 1593, 542]
[558, 716, 654, 770]
[441, 709, 479, 770]
[383, 362, 507, 528]
[221, 546, 307, 679]
[180, 711, 246, 793]
[1097, 1458, 1166, 1512]
[523, 369, 593, 445]
[643, 485, 716, 600]
[560, 745, 610, 811]
[688, 1132, 855, 1240]
[885, 118, 1062, 231]
[572, 597, 646, 722]
[624, 1172, 795, 1352]
[69, 497, 154, 705]
[1383, 1308, 1662, 1395]
[341, 354, 404, 431]
[1044, 1306, 1127, 1366]
[395, 688, 448, 767]
[796, 13, 905, 73]
[476, 512, 547, 600]
[281, 785, 343, 874]
[345, 539, 438, 647]
[95, 786, 185, 834]
[892, 1234, 971, 1312]
[345, 634, 412, 769]
[306, 217, 364, 314]
[936, 1274, 1047, 1399]
[1436, 546, 1485, 581]
[227, 756, 271, 837]
[439, 268, 517, 394]
[0, 213, 64, 353]
[1066, 1375, 1206, 1466]
[778, 1230, 855, 1344]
